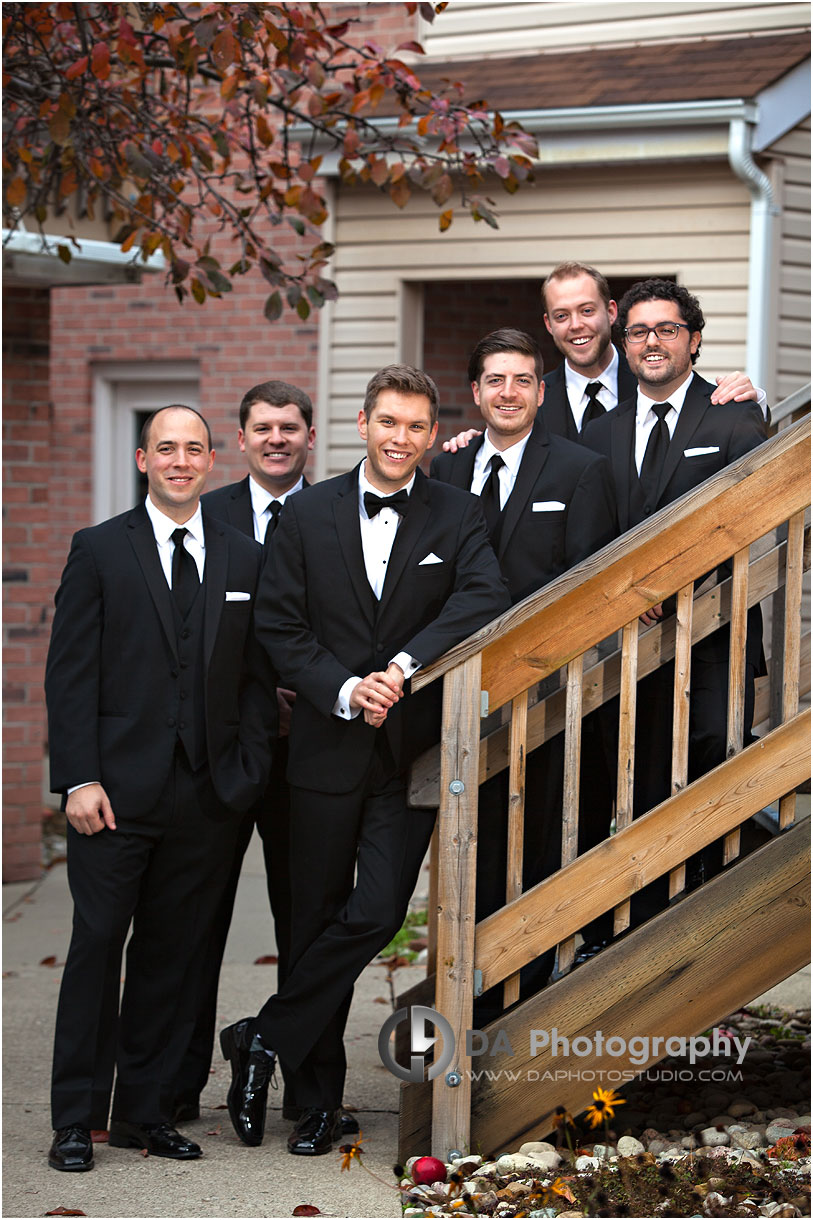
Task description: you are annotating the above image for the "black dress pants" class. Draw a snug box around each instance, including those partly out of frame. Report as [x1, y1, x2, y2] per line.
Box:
[51, 751, 241, 1129]
[164, 741, 292, 1111]
[254, 745, 436, 1110]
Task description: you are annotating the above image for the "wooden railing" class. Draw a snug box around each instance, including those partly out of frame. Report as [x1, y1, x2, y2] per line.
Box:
[407, 408, 811, 1158]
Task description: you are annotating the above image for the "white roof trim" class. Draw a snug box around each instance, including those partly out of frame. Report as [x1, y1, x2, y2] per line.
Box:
[2, 228, 165, 286]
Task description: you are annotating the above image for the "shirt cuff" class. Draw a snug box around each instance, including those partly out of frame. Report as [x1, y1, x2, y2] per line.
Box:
[67, 782, 99, 795]
[333, 676, 363, 720]
[755, 386, 768, 418]
[390, 651, 421, 679]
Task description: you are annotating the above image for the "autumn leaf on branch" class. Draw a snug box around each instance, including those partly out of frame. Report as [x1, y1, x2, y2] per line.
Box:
[3, 2, 536, 322]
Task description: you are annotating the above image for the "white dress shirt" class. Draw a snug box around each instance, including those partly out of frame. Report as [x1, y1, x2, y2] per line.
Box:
[565, 345, 620, 432]
[333, 461, 420, 720]
[248, 474, 303, 544]
[69, 496, 205, 794]
[145, 495, 206, 583]
[471, 429, 532, 506]
[633, 372, 695, 473]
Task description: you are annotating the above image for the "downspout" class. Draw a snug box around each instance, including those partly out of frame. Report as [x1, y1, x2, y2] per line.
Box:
[727, 117, 780, 395]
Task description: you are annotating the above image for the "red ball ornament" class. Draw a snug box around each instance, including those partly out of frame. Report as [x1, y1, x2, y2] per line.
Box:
[411, 1155, 447, 1185]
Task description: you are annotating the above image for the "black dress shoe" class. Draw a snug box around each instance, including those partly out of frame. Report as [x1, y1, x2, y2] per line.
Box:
[287, 1108, 340, 1156]
[49, 1126, 94, 1171]
[220, 1019, 276, 1147]
[573, 937, 611, 967]
[108, 1120, 201, 1159]
[283, 1105, 360, 1135]
[172, 1099, 201, 1124]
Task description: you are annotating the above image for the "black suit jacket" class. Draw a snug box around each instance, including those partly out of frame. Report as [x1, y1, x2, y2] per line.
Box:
[430, 415, 618, 605]
[45, 504, 277, 819]
[582, 371, 768, 664]
[202, 475, 311, 538]
[255, 465, 511, 791]
[542, 345, 638, 442]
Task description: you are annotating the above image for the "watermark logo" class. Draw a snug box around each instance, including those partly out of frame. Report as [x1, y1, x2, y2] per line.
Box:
[378, 1005, 455, 1083]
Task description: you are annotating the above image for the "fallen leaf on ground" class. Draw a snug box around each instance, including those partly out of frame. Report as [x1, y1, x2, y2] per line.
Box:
[253, 954, 278, 965]
[45, 1209, 87, 1216]
[206, 1127, 221, 1136]
[90, 1129, 108, 1143]
[39, 955, 58, 967]
[292, 1207, 321, 1216]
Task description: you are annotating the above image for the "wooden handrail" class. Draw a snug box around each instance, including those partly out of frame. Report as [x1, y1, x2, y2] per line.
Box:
[413, 416, 810, 708]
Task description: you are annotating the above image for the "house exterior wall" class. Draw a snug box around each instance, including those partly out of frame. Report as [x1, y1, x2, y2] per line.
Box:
[419, 1, 811, 58]
[772, 117, 811, 401]
[326, 160, 756, 474]
[3, 287, 53, 879]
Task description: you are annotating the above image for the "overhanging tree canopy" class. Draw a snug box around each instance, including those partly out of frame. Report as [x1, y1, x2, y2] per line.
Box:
[3, 2, 536, 320]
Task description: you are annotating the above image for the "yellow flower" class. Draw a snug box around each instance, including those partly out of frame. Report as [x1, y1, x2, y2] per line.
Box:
[584, 1086, 626, 1128]
[339, 1133, 364, 1171]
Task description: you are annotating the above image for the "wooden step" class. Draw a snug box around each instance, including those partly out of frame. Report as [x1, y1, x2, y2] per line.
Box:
[398, 818, 810, 1161]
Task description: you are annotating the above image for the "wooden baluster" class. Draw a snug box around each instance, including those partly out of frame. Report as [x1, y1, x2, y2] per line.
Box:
[779, 510, 806, 829]
[723, 548, 749, 864]
[503, 689, 528, 1007]
[425, 823, 439, 977]
[557, 655, 583, 974]
[669, 584, 693, 899]
[613, 620, 638, 935]
[432, 655, 481, 1160]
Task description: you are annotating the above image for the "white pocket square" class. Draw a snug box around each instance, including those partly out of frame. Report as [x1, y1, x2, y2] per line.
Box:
[532, 500, 566, 512]
[419, 553, 443, 565]
[225, 591, 251, 601]
[684, 446, 719, 457]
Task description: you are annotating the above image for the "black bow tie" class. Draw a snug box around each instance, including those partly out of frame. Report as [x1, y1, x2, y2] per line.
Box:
[364, 489, 411, 518]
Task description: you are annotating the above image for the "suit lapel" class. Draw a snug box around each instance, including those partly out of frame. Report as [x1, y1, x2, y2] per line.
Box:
[445, 436, 481, 490]
[127, 504, 178, 660]
[656, 374, 710, 503]
[230, 476, 254, 535]
[202, 513, 228, 665]
[377, 468, 432, 619]
[542, 365, 579, 442]
[611, 403, 637, 533]
[333, 466, 376, 626]
[498, 419, 550, 558]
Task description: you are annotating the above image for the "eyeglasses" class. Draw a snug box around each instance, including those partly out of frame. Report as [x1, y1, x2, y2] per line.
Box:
[623, 322, 691, 344]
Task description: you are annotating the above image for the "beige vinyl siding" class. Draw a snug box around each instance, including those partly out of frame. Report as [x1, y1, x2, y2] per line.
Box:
[771, 118, 811, 402]
[324, 162, 752, 476]
[420, 2, 811, 59]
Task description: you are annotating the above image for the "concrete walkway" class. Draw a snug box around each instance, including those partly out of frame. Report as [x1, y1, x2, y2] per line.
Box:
[3, 832, 423, 1219]
[3, 829, 809, 1219]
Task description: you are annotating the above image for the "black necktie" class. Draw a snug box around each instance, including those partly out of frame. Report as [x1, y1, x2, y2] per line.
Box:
[582, 381, 606, 428]
[639, 401, 672, 503]
[263, 500, 282, 545]
[479, 453, 505, 541]
[171, 527, 199, 618]
[363, 489, 410, 518]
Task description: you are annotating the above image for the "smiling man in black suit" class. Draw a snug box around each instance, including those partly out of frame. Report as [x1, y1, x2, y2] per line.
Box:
[167, 381, 315, 1126]
[45, 406, 276, 1172]
[431, 327, 618, 1010]
[582, 279, 767, 920]
[220, 364, 510, 1156]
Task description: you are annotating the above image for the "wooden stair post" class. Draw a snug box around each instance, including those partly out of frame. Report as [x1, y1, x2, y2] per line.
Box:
[431, 652, 482, 1159]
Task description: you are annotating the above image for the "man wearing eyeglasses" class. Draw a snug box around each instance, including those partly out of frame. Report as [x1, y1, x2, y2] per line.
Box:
[581, 278, 767, 923]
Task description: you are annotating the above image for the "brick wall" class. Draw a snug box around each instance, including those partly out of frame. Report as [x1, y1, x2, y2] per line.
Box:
[3, 286, 53, 880]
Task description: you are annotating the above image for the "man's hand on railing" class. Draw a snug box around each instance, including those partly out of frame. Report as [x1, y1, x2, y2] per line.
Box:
[640, 602, 665, 627]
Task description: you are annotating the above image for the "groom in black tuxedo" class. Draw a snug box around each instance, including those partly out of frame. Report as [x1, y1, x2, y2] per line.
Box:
[221, 364, 510, 1155]
[45, 405, 276, 1172]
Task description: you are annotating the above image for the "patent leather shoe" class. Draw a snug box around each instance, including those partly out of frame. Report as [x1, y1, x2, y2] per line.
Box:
[220, 1018, 276, 1147]
[287, 1108, 340, 1156]
[283, 1104, 360, 1135]
[573, 938, 611, 967]
[108, 1120, 201, 1159]
[49, 1126, 94, 1171]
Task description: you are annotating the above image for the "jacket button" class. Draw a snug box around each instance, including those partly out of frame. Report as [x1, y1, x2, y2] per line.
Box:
[170, 670, 178, 679]
[179, 721, 186, 729]
[167, 718, 176, 727]
[181, 628, 191, 639]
